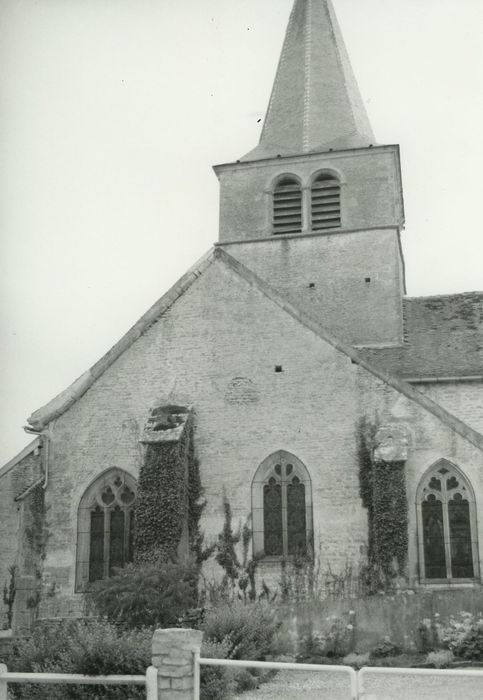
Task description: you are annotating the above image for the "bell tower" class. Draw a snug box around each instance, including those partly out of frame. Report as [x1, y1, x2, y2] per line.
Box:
[214, 0, 405, 347]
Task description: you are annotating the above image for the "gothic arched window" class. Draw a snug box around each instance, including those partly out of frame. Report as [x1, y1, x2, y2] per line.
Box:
[75, 469, 137, 591]
[311, 172, 341, 231]
[272, 176, 303, 235]
[252, 451, 313, 558]
[416, 460, 479, 583]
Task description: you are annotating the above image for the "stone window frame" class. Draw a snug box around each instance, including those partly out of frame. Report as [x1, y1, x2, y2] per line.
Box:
[416, 459, 480, 585]
[75, 468, 137, 592]
[251, 450, 313, 559]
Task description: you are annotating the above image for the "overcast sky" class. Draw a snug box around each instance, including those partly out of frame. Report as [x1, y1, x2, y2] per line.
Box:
[1, 0, 482, 465]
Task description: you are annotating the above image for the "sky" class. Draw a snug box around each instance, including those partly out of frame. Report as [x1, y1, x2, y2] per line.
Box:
[1, 0, 482, 466]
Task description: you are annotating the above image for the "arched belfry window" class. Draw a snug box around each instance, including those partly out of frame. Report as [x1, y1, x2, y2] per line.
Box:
[75, 469, 137, 591]
[417, 460, 479, 583]
[272, 176, 302, 235]
[311, 172, 341, 231]
[252, 451, 313, 558]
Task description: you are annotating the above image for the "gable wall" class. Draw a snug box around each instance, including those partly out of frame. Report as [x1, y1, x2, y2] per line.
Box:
[40, 259, 371, 606]
[30, 259, 483, 611]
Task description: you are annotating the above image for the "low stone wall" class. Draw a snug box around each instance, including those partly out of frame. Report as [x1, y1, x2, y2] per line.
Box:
[281, 588, 483, 652]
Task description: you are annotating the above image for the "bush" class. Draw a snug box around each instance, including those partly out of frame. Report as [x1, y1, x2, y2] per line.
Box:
[370, 638, 401, 659]
[426, 650, 454, 668]
[439, 612, 483, 660]
[297, 617, 354, 662]
[88, 560, 198, 628]
[343, 652, 370, 669]
[202, 602, 279, 660]
[7, 619, 151, 700]
[199, 638, 235, 700]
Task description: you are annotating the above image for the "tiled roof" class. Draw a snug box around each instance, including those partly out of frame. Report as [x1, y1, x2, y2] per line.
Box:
[361, 292, 483, 379]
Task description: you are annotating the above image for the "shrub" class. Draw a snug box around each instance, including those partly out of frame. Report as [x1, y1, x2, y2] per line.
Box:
[457, 623, 483, 660]
[7, 619, 151, 700]
[199, 638, 235, 700]
[88, 560, 198, 628]
[370, 638, 401, 659]
[439, 612, 483, 660]
[426, 650, 454, 668]
[297, 617, 354, 661]
[202, 602, 279, 661]
[343, 652, 370, 669]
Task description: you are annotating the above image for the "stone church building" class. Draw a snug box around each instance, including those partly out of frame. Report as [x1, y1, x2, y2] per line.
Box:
[1, 0, 483, 629]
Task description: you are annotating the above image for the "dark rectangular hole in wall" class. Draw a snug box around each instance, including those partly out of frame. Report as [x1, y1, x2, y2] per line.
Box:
[365, 277, 371, 283]
[275, 365, 283, 373]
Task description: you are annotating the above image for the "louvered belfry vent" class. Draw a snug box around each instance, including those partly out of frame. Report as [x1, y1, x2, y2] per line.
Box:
[311, 173, 341, 231]
[272, 176, 302, 235]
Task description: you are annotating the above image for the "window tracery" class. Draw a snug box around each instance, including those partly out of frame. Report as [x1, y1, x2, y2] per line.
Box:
[416, 460, 478, 583]
[75, 469, 137, 591]
[252, 451, 312, 558]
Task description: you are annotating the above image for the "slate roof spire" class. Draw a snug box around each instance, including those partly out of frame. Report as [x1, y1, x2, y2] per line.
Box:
[243, 0, 376, 161]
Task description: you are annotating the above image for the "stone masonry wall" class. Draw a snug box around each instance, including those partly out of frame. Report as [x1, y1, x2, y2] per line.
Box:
[217, 146, 403, 241]
[356, 368, 483, 587]
[21, 257, 483, 615]
[0, 472, 19, 629]
[38, 258, 371, 611]
[222, 228, 404, 346]
[416, 381, 483, 436]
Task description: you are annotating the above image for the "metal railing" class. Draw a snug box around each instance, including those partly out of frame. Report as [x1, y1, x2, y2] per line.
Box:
[0, 663, 158, 700]
[194, 654, 483, 700]
[358, 665, 483, 700]
[194, 653, 358, 700]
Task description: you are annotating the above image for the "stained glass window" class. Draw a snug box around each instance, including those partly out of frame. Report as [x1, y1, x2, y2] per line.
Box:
[256, 454, 311, 558]
[287, 477, 306, 555]
[264, 478, 283, 555]
[449, 494, 473, 578]
[422, 497, 445, 579]
[77, 470, 137, 589]
[418, 461, 477, 582]
[89, 507, 105, 582]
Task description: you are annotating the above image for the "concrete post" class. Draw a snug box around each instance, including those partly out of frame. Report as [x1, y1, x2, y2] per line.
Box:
[0, 664, 7, 700]
[151, 628, 203, 700]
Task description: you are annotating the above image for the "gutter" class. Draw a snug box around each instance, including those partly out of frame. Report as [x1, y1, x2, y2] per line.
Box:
[407, 376, 483, 384]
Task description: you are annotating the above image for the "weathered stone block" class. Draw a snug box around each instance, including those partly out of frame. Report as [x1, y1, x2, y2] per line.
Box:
[374, 424, 409, 463]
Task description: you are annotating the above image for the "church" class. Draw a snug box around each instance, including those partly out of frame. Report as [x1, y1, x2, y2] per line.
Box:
[1, 0, 483, 630]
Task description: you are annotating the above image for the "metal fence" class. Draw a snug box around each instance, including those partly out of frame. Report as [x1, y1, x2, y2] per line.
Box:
[358, 665, 483, 700]
[194, 655, 483, 700]
[0, 664, 158, 700]
[2, 654, 483, 700]
[194, 654, 358, 700]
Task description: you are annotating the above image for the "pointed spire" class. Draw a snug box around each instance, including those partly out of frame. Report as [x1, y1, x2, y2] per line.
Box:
[242, 0, 375, 161]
